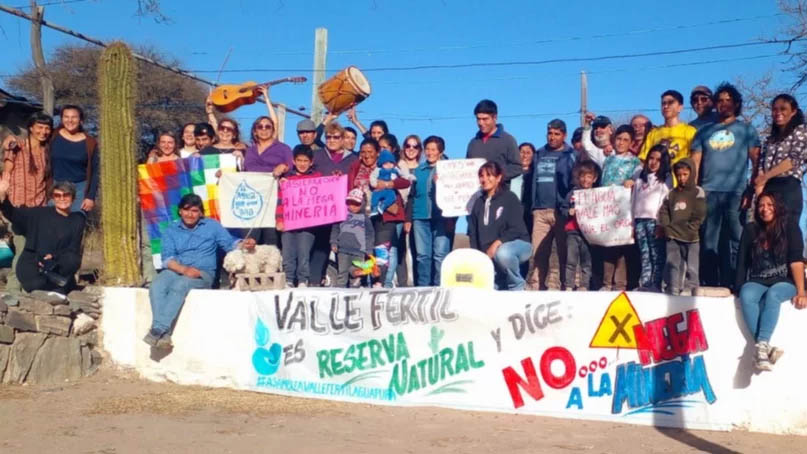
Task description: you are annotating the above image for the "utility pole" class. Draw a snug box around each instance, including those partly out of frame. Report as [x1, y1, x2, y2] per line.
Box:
[580, 70, 587, 128]
[277, 103, 286, 143]
[29, 0, 54, 115]
[311, 28, 327, 125]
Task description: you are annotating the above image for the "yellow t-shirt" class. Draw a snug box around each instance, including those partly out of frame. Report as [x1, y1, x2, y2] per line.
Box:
[639, 123, 697, 186]
[639, 123, 697, 164]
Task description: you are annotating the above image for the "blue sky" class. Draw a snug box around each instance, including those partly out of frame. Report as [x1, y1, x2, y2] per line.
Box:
[0, 0, 796, 160]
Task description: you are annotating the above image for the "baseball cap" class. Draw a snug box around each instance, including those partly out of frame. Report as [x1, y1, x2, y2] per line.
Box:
[194, 123, 215, 137]
[690, 85, 713, 99]
[296, 119, 317, 132]
[346, 188, 364, 204]
[592, 116, 612, 129]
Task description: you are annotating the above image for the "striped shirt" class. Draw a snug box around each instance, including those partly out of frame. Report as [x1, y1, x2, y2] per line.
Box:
[4, 138, 50, 208]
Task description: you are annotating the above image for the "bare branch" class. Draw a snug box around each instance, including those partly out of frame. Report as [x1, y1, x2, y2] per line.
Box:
[135, 0, 171, 24]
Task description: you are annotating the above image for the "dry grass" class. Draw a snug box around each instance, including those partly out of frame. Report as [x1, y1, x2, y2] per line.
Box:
[86, 385, 350, 417]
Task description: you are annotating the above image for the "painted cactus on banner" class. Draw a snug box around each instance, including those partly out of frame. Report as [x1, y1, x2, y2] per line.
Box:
[98, 42, 139, 285]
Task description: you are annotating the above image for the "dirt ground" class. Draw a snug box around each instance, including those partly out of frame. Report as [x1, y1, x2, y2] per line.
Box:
[0, 367, 803, 454]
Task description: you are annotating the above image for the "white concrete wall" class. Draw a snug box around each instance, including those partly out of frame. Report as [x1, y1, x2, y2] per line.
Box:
[100, 288, 807, 436]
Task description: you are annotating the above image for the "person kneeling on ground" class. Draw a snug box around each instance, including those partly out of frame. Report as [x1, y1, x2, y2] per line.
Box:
[0, 179, 85, 294]
[468, 161, 531, 290]
[145, 193, 255, 349]
[735, 192, 807, 371]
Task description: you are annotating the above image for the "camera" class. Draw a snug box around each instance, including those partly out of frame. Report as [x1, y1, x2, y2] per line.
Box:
[37, 255, 68, 288]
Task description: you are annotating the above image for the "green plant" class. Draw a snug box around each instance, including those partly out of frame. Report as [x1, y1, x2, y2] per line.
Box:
[98, 42, 140, 285]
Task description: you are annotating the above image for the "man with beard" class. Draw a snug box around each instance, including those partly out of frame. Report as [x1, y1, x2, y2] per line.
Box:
[691, 83, 760, 289]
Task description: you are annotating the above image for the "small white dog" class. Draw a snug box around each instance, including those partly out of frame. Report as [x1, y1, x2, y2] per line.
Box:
[222, 244, 282, 275]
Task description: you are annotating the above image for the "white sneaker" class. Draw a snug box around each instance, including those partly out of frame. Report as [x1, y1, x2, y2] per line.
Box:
[755, 342, 773, 371]
[297, 282, 308, 288]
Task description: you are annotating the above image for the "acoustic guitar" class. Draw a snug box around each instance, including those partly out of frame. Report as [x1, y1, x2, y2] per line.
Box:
[210, 76, 307, 113]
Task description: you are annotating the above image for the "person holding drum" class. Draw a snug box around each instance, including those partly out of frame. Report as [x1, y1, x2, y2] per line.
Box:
[347, 107, 389, 142]
[307, 122, 358, 287]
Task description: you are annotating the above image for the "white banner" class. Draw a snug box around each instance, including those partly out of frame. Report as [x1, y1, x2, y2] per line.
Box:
[106, 287, 807, 435]
[239, 289, 730, 431]
[574, 186, 634, 246]
[219, 172, 278, 228]
[436, 159, 486, 217]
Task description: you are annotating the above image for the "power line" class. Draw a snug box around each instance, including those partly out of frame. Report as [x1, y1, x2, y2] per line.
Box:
[371, 54, 783, 86]
[364, 107, 691, 122]
[0, 53, 785, 82]
[256, 14, 786, 56]
[192, 38, 806, 74]
[12, 0, 90, 8]
[0, 3, 214, 86]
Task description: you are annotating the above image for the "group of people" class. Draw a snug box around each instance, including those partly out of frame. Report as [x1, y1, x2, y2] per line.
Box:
[0, 105, 98, 294]
[2, 83, 805, 370]
[140, 83, 807, 368]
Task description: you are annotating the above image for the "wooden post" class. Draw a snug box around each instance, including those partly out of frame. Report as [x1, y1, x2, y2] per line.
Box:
[30, 1, 54, 115]
[580, 70, 587, 128]
[277, 103, 287, 144]
[311, 28, 328, 125]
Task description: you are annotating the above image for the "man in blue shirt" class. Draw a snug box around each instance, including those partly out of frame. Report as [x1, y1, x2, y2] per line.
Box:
[691, 83, 760, 289]
[144, 193, 255, 349]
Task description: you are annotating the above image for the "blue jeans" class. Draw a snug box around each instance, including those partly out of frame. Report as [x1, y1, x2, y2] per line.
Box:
[702, 191, 743, 288]
[384, 223, 403, 288]
[739, 281, 796, 342]
[149, 269, 214, 336]
[281, 230, 316, 285]
[413, 218, 451, 286]
[493, 239, 532, 291]
[635, 219, 665, 289]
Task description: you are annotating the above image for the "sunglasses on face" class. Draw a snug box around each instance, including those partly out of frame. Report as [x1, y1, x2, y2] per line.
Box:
[218, 125, 235, 133]
[326, 135, 343, 140]
[52, 192, 71, 200]
[256, 124, 273, 131]
[404, 143, 420, 150]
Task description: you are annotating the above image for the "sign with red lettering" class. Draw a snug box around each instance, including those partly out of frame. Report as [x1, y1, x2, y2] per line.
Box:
[280, 175, 348, 231]
[572, 186, 634, 246]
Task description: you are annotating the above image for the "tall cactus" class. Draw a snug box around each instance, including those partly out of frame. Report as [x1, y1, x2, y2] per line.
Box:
[98, 42, 140, 285]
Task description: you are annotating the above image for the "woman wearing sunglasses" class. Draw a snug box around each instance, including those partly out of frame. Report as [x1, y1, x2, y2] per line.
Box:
[241, 86, 293, 247]
[0, 179, 85, 294]
[385, 134, 422, 287]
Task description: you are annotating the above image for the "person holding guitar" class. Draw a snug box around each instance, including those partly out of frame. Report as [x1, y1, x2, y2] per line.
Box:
[240, 86, 293, 248]
[203, 96, 247, 161]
